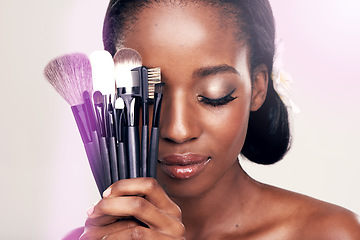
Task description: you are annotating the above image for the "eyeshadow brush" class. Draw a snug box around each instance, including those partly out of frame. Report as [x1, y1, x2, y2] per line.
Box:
[44, 53, 105, 194]
[115, 97, 128, 179]
[82, 90, 106, 191]
[107, 100, 119, 183]
[114, 48, 142, 179]
[93, 91, 112, 187]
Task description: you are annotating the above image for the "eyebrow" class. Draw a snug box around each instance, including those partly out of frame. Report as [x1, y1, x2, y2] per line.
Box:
[192, 64, 240, 78]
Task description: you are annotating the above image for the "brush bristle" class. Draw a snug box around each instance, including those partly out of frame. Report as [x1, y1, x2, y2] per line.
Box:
[147, 67, 162, 99]
[90, 50, 115, 96]
[44, 53, 93, 106]
[113, 48, 142, 88]
[115, 97, 125, 110]
[93, 91, 104, 105]
[155, 82, 165, 94]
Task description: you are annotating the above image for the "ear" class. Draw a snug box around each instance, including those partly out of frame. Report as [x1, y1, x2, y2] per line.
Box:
[250, 64, 268, 111]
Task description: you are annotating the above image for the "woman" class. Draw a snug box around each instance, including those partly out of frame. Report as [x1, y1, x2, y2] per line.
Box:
[76, 0, 360, 239]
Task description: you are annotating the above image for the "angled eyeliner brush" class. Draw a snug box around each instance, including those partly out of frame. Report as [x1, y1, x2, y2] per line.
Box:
[149, 83, 165, 178]
[90, 50, 118, 185]
[44, 53, 104, 194]
[146, 67, 161, 177]
[114, 48, 142, 179]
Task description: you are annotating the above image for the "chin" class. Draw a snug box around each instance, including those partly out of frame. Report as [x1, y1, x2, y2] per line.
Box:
[157, 171, 214, 199]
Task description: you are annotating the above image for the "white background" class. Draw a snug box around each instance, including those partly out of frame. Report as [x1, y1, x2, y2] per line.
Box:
[0, 0, 359, 239]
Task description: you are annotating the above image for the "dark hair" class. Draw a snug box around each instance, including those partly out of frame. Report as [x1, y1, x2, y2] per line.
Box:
[103, 0, 291, 164]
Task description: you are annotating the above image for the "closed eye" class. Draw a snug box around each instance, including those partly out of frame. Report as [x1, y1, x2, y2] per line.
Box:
[198, 88, 238, 107]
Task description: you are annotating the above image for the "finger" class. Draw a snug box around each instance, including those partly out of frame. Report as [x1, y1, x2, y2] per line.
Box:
[102, 226, 185, 240]
[85, 214, 140, 228]
[89, 196, 185, 236]
[80, 220, 140, 240]
[103, 178, 181, 219]
[86, 200, 143, 227]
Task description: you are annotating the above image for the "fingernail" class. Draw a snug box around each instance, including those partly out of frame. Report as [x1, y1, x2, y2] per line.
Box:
[103, 188, 111, 198]
[87, 205, 95, 216]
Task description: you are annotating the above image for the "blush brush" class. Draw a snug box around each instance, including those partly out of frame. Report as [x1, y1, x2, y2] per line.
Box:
[44, 53, 105, 194]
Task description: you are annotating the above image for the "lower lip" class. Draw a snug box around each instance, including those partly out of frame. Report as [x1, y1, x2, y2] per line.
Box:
[159, 158, 211, 179]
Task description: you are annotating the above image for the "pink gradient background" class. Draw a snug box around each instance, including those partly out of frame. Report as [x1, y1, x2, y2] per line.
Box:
[0, 0, 359, 239]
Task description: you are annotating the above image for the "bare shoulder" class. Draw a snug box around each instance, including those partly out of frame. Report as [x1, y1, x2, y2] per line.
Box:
[261, 184, 360, 240]
[299, 200, 360, 240]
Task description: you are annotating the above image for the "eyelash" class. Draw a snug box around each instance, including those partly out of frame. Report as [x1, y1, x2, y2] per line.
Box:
[198, 88, 238, 107]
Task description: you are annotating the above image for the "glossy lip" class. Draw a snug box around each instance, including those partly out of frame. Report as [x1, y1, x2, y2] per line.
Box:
[158, 153, 211, 179]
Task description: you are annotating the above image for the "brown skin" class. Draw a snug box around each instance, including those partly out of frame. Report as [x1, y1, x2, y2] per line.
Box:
[79, 2, 360, 240]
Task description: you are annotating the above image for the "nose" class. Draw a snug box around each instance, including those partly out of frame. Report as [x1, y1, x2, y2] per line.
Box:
[159, 89, 202, 144]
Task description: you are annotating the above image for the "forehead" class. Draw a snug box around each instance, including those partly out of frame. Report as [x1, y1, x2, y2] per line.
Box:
[122, 2, 243, 56]
[121, 2, 250, 81]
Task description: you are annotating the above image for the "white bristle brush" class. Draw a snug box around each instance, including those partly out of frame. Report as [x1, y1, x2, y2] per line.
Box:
[90, 50, 116, 103]
[89, 50, 118, 185]
[89, 50, 115, 137]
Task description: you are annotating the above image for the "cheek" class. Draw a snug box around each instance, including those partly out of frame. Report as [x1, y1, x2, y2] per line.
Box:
[202, 97, 250, 158]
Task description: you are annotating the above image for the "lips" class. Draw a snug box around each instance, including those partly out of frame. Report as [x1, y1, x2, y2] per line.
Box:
[158, 153, 211, 179]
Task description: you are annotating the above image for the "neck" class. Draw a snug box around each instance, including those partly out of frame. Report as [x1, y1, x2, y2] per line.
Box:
[172, 160, 260, 238]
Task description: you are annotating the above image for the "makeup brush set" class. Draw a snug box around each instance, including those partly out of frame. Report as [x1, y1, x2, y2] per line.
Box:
[44, 48, 164, 195]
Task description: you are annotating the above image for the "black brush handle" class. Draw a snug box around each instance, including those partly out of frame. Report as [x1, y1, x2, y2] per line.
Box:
[109, 137, 119, 183]
[99, 136, 112, 188]
[141, 125, 149, 177]
[117, 142, 128, 180]
[126, 126, 140, 178]
[84, 140, 104, 195]
[148, 127, 159, 178]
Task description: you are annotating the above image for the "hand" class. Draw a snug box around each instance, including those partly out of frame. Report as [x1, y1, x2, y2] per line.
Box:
[80, 178, 185, 239]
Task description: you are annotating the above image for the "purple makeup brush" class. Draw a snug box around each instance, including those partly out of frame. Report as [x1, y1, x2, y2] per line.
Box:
[44, 53, 105, 194]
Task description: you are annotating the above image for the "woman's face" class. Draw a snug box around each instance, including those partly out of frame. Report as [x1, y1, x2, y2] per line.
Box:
[123, 3, 254, 198]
